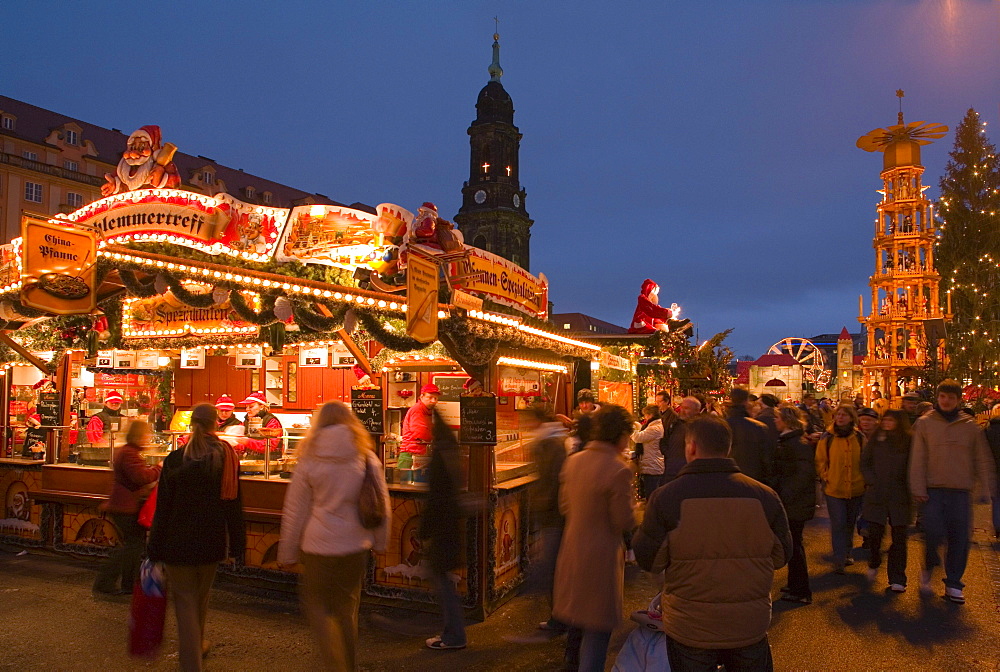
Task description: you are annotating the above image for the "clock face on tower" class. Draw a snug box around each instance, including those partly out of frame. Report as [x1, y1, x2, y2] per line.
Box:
[513, 194, 520, 208]
[474, 189, 487, 205]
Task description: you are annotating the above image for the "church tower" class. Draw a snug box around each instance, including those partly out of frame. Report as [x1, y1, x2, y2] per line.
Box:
[856, 93, 950, 404]
[454, 31, 533, 270]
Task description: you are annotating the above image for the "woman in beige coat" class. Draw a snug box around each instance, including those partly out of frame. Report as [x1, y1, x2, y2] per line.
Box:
[553, 404, 637, 672]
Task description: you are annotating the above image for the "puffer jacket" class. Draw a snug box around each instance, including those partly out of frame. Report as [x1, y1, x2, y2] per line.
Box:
[631, 418, 665, 475]
[861, 430, 911, 526]
[816, 428, 865, 499]
[633, 458, 791, 650]
[278, 425, 390, 564]
[909, 410, 997, 499]
[773, 429, 816, 522]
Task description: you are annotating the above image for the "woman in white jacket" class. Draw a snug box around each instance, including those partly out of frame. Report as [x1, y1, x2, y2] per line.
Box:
[278, 401, 390, 671]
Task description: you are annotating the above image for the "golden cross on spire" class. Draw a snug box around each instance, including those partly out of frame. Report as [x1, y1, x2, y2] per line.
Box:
[493, 15, 500, 40]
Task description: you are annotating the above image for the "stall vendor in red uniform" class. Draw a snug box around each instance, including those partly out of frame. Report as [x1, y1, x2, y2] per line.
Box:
[240, 391, 282, 459]
[215, 395, 242, 431]
[399, 384, 439, 474]
[86, 390, 124, 444]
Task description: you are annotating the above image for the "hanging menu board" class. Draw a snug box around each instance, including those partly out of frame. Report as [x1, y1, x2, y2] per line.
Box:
[350, 387, 384, 435]
[459, 395, 497, 444]
[37, 392, 62, 427]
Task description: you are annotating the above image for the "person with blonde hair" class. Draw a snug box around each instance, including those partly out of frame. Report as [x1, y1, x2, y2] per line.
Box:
[279, 401, 390, 670]
[148, 404, 243, 672]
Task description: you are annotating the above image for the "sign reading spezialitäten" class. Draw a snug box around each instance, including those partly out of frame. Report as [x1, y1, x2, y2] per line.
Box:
[20, 215, 96, 315]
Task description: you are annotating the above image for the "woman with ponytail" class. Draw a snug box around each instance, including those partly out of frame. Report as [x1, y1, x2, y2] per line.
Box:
[148, 403, 244, 672]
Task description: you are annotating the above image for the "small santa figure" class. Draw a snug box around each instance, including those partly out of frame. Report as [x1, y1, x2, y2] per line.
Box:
[627, 279, 675, 334]
[102, 125, 180, 196]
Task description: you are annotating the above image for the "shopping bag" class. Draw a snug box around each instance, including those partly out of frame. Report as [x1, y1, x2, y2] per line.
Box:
[137, 484, 158, 529]
[128, 559, 167, 659]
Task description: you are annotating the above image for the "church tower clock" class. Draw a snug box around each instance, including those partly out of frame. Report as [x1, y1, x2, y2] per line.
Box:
[454, 31, 534, 270]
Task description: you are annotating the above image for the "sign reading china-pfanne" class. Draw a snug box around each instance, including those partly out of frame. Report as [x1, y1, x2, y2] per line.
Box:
[20, 215, 97, 315]
[450, 247, 548, 318]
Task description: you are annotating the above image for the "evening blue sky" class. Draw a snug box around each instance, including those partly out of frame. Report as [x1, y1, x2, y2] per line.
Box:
[4, 1, 1000, 357]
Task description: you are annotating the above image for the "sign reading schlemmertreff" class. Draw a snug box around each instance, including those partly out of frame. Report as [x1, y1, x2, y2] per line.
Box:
[20, 215, 96, 315]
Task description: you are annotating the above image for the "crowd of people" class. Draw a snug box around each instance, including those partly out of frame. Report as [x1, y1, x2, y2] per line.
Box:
[87, 378, 1000, 671]
[526, 380, 999, 671]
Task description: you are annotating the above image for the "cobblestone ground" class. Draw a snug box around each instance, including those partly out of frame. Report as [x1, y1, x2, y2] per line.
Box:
[1, 503, 999, 671]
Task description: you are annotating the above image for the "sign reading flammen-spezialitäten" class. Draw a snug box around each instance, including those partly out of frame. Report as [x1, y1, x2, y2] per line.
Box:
[20, 215, 96, 315]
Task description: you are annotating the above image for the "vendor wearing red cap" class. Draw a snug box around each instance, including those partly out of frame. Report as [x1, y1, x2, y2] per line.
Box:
[240, 391, 283, 459]
[399, 384, 439, 473]
[215, 395, 242, 431]
[87, 390, 124, 444]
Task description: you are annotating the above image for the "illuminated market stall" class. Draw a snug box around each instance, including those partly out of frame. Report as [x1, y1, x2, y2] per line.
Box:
[0, 128, 602, 618]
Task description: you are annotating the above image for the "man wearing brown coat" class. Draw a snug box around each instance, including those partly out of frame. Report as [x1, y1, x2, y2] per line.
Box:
[634, 415, 792, 671]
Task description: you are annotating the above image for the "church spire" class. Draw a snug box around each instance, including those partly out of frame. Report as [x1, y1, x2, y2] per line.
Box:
[489, 20, 503, 82]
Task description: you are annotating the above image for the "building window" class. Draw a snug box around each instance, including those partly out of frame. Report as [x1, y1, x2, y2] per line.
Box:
[65, 129, 78, 145]
[1, 117, 13, 130]
[67, 192, 83, 209]
[64, 160, 79, 172]
[261, 192, 272, 204]
[22, 151, 37, 162]
[24, 182, 43, 203]
[245, 186, 255, 199]
[563, 324, 571, 330]
[202, 172, 214, 185]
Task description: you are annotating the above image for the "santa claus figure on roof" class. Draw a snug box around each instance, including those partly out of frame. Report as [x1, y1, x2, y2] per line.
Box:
[101, 125, 180, 197]
[628, 278, 676, 334]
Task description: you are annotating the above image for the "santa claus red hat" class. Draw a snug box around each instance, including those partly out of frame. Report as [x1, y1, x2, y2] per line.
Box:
[420, 202, 438, 212]
[240, 391, 269, 406]
[129, 125, 162, 150]
[215, 394, 235, 411]
[420, 383, 441, 396]
[104, 390, 124, 404]
[640, 279, 659, 297]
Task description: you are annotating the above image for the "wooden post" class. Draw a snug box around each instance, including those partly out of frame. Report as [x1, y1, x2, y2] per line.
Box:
[54, 352, 73, 463]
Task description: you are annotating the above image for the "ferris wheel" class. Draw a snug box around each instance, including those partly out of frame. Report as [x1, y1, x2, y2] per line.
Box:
[768, 337, 832, 390]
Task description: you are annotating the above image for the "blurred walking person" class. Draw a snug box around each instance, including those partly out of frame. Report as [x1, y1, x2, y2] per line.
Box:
[147, 404, 244, 672]
[278, 402, 390, 670]
[93, 420, 161, 595]
[725, 388, 772, 483]
[815, 405, 865, 573]
[554, 405, 637, 672]
[773, 406, 816, 604]
[420, 413, 469, 650]
[861, 409, 912, 593]
[526, 405, 569, 634]
[910, 380, 997, 604]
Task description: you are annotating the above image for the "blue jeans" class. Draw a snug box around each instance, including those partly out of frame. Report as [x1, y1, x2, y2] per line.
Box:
[432, 571, 466, 646]
[825, 494, 863, 564]
[537, 526, 566, 630]
[923, 488, 971, 590]
[666, 634, 773, 671]
[565, 627, 612, 672]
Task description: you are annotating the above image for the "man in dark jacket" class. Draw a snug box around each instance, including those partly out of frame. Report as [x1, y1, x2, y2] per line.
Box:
[726, 388, 773, 484]
[755, 393, 781, 450]
[634, 415, 791, 671]
[660, 395, 701, 484]
[986, 415, 1000, 539]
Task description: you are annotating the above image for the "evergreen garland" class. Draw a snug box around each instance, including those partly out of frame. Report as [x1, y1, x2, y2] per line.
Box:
[290, 301, 349, 332]
[229, 290, 278, 325]
[118, 269, 159, 298]
[355, 310, 426, 351]
[164, 274, 216, 308]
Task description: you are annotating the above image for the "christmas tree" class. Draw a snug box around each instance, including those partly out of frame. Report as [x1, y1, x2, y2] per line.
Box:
[936, 108, 1000, 386]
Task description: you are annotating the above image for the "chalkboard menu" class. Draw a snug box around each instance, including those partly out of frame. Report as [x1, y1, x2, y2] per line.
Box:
[459, 395, 497, 444]
[37, 392, 62, 427]
[351, 387, 384, 435]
